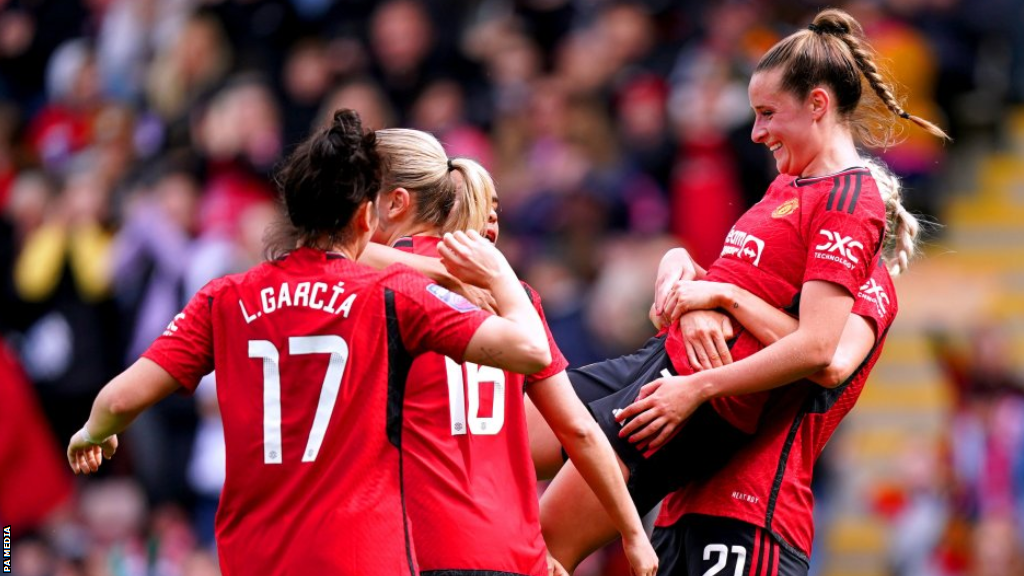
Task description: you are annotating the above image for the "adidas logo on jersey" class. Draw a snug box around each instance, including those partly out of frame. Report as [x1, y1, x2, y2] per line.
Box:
[814, 229, 863, 270]
[858, 278, 890, 317]
[721, 227, 765, 267]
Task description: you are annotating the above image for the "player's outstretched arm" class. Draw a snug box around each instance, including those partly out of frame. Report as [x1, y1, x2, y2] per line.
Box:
[529, 372, 658, 576]
[68, 358, 181, 474]
[440, 230, 551, 374]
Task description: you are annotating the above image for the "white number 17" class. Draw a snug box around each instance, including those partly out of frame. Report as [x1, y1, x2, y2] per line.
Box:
[249, 336, 350, 464]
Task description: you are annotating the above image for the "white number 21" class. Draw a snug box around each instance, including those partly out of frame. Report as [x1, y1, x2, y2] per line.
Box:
[249, 336, 349, 464]
[702, 544, 747, 576]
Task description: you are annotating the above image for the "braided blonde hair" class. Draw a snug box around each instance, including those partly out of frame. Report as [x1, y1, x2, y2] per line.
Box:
[864, 157, 919, 275]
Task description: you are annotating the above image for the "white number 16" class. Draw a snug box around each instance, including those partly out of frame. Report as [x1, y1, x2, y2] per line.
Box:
[444, 357, 505, 436]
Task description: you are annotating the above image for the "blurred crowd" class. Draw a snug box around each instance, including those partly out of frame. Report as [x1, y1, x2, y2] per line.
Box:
[876, 324, 1024, 576]
[0, 1, 1022, 575]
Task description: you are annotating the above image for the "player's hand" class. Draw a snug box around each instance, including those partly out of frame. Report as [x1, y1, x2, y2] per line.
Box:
[615, 376, 703, 452]
[445, 279, 498, 313]
[622, 532, 659, 576]
[662, 280, 728, 322]
[677, 310, 734, 371]
[653, 248, 702, 325]
[438, 230, 514, 289]
[67, 428, 118, 474]
[546, 551, 569, 576]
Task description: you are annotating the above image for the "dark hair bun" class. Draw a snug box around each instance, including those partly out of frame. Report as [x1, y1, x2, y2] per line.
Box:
[811, 8, 861, 37]
[276, 108, 382, 239]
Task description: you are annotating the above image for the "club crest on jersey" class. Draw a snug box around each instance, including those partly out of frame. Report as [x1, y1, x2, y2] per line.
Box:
[858, 278, 890, 317]
[772, 198, 799, 218]
[814, 229, 863, 270]
[721, 226, 765, 267]
[427, 284, 479, 313]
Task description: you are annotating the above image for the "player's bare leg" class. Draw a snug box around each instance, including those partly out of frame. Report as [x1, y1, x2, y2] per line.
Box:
[526, 396, 567, 480]
[540, 459, 624, 572]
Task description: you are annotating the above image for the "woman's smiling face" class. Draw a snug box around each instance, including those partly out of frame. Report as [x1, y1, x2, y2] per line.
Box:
[749, 68, 821, 177]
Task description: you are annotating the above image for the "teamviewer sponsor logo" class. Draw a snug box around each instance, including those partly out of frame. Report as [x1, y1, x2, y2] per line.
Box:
[858, 278, 890, 316]
[814, 229, 863, 270]
[721, 227, 765, 267]
[4, 525, 11, 573]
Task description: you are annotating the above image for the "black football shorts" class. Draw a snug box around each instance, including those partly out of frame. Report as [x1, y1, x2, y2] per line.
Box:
[567, 335, 751, 515]
[652, 514, 809, 576]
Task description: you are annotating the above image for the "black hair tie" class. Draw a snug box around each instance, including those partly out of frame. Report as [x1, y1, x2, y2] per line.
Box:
[447, 158, 455, 172]
[808, 23, 820, 33]
[899, 111, 911, 120]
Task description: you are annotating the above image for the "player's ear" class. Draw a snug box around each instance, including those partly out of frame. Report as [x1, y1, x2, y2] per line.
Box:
[355, 200, 376, 233]
[808, 87, 830, 121]
[386, 188, 412, 221]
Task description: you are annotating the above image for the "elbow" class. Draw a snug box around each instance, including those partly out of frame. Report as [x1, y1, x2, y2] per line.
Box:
[803, 340, 835, 374]
[817, 365, 847, 389]
[520, 341, 552, 375]
[818, 355, 856, 389]
[556, 416, 600, 451]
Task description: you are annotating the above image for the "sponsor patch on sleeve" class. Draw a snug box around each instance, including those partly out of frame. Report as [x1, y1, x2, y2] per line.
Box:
[426, 284, 480, 313]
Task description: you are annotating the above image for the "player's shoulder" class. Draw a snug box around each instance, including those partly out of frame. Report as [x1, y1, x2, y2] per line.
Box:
[793, 166, 883, 215]
[379, 264, 483, 314]
[376, 262, 427, 287]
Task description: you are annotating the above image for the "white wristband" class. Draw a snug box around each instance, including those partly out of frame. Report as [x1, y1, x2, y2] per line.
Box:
[80, 426, 108, 445]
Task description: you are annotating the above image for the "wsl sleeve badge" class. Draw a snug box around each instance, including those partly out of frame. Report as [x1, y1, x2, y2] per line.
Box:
[427, 284, 480, 313]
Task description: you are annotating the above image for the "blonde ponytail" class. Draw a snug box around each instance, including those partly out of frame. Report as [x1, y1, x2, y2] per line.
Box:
[375, 129, 489, 235]
[443, 157, 492, 235]
[864, 157, 919, 275]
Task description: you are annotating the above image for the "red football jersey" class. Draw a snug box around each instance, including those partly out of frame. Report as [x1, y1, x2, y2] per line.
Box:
[142, 247, 492, 576]
[393, 235, 568, 575]
[657, 259, 898, 559]
[667, 168, 887, 433]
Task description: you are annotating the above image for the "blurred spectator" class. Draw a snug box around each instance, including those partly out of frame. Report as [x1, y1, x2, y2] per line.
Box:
[411, 79, 493, 168]
[279, 37, 334, 145]
[0, 0, 92, 111]
[316, 77, 396, 131]
[146, 11, 232, 132]
[113, 159, 200, 362]
[1, 171, 57, 333]
[666, 0, 765, 266]
[95, 0, 195, 103]
[896, 322, 1024, 575]
[13, 161, 120, 445]
[369, 0, 441, 123]
[28, 38, 103, 173]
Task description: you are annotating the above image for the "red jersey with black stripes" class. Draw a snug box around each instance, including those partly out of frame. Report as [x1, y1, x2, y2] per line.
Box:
[665, 167, 887, 433]
[393, 235, 567, 575]
[657, 259, 898, 559]
[142, 247, 490, 576]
